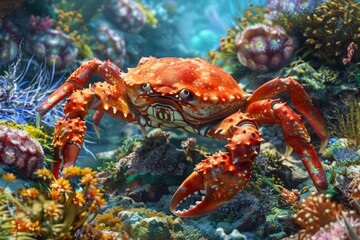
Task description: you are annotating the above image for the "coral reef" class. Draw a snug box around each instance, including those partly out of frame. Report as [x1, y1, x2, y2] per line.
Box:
[26, 28, 78, 70]
[207, 4, 271, 73]
[0, 125, 44, 178]
[235, 24, 297, 72]
[91, 24, 126, 67]
[104, 0, 147, 33]
[111, 131, 195, 201]
[0, 18, 22, 66]
[303, 0, 360, 65]
[293, 193, 355, 239]
[97, 205, 203, 240]
[330, 98, 360, 148]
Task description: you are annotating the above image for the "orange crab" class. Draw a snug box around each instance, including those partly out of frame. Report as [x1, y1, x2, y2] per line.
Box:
[37, 57, 329, 217]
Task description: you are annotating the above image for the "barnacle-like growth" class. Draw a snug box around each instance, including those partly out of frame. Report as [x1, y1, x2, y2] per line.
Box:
[304, 0, 360, 65]
[293, 193, 343, 239]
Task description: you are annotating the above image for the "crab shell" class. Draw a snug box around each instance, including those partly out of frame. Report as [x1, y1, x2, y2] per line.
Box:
[122, 57, 250, 125]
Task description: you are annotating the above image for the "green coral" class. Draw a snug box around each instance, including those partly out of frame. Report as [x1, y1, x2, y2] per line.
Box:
[281, 60, 340, 90]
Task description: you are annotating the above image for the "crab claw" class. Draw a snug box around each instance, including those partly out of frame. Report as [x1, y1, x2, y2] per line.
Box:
[170, 152, 252, 217]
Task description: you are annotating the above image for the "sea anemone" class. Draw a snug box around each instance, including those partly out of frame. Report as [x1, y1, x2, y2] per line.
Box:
[0, 53, 64, 125]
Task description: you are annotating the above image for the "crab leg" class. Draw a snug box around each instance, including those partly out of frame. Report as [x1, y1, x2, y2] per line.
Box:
[170, 112, 263, 217]
[246, 99, 328, 192]
[37, 59, 125, 119]
[246, 77, 329, 152]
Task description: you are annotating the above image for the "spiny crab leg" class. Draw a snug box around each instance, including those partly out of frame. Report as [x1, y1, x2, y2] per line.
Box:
[37, 59, 104, 118]
[246, 99, 328, 192]
[170, 113, 262, 217]
[37, 60, 134, 178]
[246, 77, 329, 152]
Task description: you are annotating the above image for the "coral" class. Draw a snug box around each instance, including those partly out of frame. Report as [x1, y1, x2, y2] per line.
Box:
[303, 0, 360, 65]
[0, 125, 44, 178]
[347, 175, 360, 205]
[235, 24, 297, 72]
[55, 9, 93, 59]
[104, 0, 147, 33]
[0, 167, 108, 239]
[207, 4, 271, 73]
[0, 18, 21, 65]
[311, 215, 360, 240]
[91, 24, 126, 67]
[293, 193, 343, 239]
[0, 121, 51, 150]
[279, 187, 300, 206]
[343, 42, 355, 65]
[97, 206, 186, 240]
[28, 15, 54, 34]
[215, 228, 247, 240]
[26, 28, 78, 70]
[137, 2, 158, 28]
[0, 55, 64, 125]
[330, 98, 360, 148]
[281, 60, 340, 90]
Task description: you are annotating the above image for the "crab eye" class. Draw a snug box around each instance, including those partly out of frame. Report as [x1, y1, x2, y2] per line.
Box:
[179, 88, 191, 99]
[142, 82, 152, 92]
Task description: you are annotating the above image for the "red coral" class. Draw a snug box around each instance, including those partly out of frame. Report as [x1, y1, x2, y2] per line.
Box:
[28, 15, 54, 34]
[343, 42, 355, 65]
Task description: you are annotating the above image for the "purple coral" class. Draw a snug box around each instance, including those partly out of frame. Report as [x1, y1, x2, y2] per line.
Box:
[0, 125, 44, 178]
[92, 24, 126, 67]
[26, 29, 78, 70]
[235, 24, 297, 72]
[104, 0, 146, 33]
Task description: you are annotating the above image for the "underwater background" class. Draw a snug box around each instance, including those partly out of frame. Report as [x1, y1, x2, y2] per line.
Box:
[0, 0, 359, 239]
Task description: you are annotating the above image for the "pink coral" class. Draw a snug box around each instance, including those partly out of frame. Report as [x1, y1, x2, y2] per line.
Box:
[0, 125, 44, 178]
[235, 24, 297, 72]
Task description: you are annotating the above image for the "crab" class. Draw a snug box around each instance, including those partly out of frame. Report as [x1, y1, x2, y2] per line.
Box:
[37, 57, 329, 217]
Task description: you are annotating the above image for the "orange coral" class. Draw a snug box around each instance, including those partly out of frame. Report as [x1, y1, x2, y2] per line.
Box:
[293, 193, 343, 239]
[279, 187, 300, 206]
